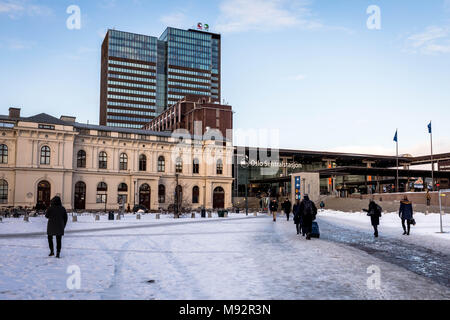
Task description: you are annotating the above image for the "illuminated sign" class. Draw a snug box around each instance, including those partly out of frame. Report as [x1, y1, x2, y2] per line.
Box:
[295, 177, 301, 200]
[197, 22, 210, 31]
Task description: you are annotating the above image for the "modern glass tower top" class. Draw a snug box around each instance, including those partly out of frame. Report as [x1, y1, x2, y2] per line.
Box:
[100, 27, 221, 129]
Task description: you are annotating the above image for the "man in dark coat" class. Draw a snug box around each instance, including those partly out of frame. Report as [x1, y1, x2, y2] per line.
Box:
[299, 195, 317, 240]
[293, 200, 302, 235]
[45, 196, 68, 258]
[282, 198, 292, 221]
[269, 199, 278, 222]
[399, 196, 414, 235]
[363, 200, 382, 238]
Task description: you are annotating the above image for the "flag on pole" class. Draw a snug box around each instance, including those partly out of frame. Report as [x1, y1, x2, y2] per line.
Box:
[428, 122, 432, 134]
[393, 130, 398, 142]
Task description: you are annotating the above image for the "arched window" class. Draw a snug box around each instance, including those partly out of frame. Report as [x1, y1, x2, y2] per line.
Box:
[40, 146, 50, 165]
[0, 144, 8, 164]
[99, 152, 107, 169]
[216, 159, 223, 175]
[96, 182, 107, 203]
[0, 180, 8, 204]
[175, 157, 183, 173]
[77, 150, 86, 168]
[158, 184, 165, 203]
[158, 156, 165, 172]
[139, 154, 147, 172]
[118, 183, 128, 205]
[119, 153, 128, 170]
[118, 183, 128, 192]
[193, 158, 199, 174]
[192, 186, 200, 204]
[74, 181, 86, 210]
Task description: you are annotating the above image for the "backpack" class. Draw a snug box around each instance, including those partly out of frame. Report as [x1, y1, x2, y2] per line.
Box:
[303, 200, 313, 216]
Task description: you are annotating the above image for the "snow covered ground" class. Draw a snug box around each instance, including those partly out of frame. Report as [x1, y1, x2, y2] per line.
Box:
[0, 211, 449, 300]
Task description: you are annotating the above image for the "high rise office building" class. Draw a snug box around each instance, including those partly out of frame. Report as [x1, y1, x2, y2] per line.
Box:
[100, 27, 221, 129]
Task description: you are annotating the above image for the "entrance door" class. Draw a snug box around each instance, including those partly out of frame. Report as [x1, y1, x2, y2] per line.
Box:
[139, 184, 151, 210]
[37, 180, 51, 209]
[74, 182, 86, 210]
[213, 187, 225, 209]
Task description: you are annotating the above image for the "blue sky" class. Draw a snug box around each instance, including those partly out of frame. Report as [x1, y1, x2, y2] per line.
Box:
[1, 0, 450, 156]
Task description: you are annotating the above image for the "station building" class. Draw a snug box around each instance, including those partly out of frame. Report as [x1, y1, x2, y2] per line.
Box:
[0, 108, 233, 211]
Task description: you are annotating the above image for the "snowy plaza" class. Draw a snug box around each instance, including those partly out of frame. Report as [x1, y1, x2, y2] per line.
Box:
[0, 210, 449, 300]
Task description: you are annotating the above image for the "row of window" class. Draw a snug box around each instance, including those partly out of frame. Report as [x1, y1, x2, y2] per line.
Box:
[109, 73, 156, 83]
[109, 30, 158, 44]
[168, 87, 211, 96]
[108, 59, 155, 70]
[108, 87, 155, 96]
[107, 107, 156, 117]
[107, 101, 156, 109]
[88, 181, 201, 205]
[168, 68, 210, 78]
[108, 80, 156, 90]
[106, 115, 151, 123]
[168, 81, 210, 90]
[108, 94, 156, 103]
[168, 74, 210, 84]
[109, 67, 156, 77]
[76, 150, 224, 174]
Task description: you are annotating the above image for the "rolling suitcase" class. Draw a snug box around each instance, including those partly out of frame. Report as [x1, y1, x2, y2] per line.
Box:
[310, 221, 320, 238]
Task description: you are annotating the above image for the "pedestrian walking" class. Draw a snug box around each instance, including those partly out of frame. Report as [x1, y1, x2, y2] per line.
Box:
[282, 198, 292, 221]
[399, 196, 414, 235]
[426, 190, 431, 207]
[363, 200, 382, 238]
[45, 196, 68, 258]
[269, 199, 278, 222]
[319, 201, 325, 211]
[293, 200, 303, 235]
[300, 195, 317, 240]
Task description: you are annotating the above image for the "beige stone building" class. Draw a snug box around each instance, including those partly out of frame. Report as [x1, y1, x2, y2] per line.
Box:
[0, 108, 233, 211]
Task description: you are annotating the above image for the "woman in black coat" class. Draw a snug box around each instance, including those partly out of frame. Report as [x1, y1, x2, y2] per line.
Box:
[399, 196, 414, 235]
[293, 200, 302, 235]
[363, 200, 382, 238]
[45, 196, 68, 258]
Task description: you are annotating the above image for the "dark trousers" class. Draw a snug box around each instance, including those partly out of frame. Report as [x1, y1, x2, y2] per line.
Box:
[286, 213, 290, 221]
[48, 235, 62, 253]
[373, 225, 378, 236]
[402, 219, 411, 234]
[296, 223, 302, 234]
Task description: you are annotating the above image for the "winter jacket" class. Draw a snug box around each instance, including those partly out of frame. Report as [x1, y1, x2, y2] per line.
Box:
[299, 198, 317, 225]
[399, 200, 413, 221]
[269, 201, 278, 212]
[282, 200, 292, 214]
[364, 201, 382, 226]
[45, 196, 68, 236]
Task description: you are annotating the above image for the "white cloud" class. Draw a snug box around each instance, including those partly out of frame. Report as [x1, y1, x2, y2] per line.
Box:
[288, 74, 307, 81]
[215, 0, 322, 33]
[0, 0, 51, 18]
[406, 26, 450, 55]
[160, 11, 188, 28]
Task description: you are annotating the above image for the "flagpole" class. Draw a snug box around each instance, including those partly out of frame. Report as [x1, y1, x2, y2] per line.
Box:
[430, 121, 434, 191]
[396, 129, 399, 193]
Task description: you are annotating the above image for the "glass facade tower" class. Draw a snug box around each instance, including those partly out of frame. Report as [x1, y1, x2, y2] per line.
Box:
[100, 27, 221, 129]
